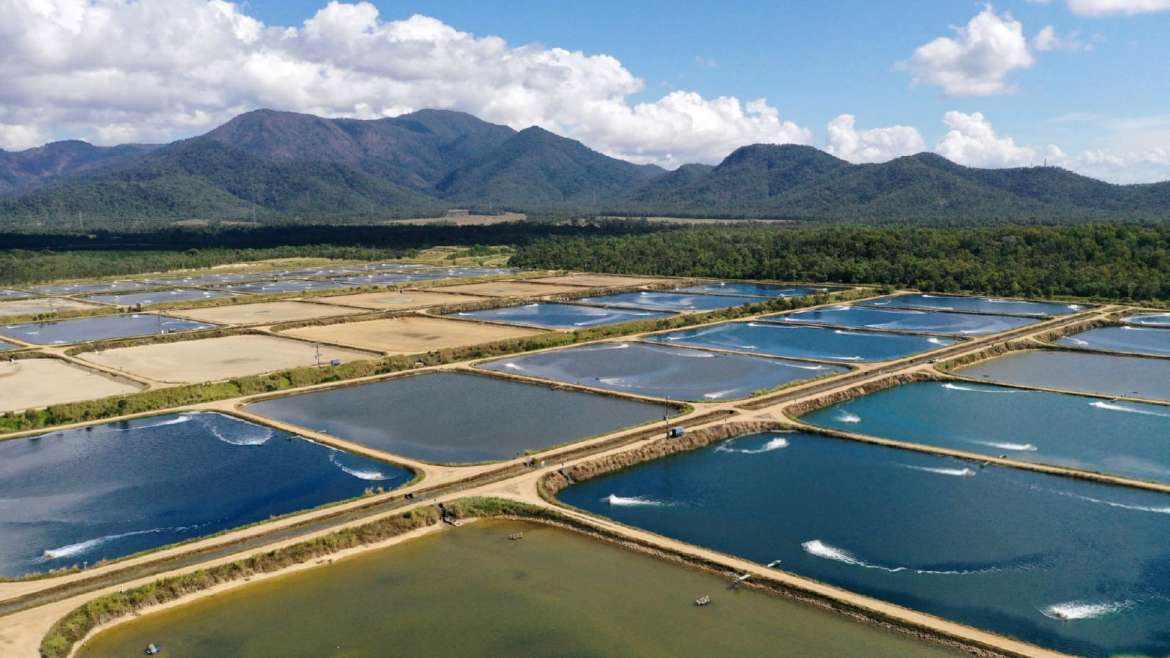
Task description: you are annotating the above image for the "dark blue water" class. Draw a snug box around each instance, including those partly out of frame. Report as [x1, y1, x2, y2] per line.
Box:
[0, 313, 214, 345]
[560, 432, 1170, 657]
[645, 322, 954, 362]
[805, 380, 1170, 484]
[862, 294, 1085, 317]
[246, 372, 673, 463]
[576, 291, 768, 312]
[1057, 326, 1170, 357]
[219, 279, 356, 294]
[86, 288, 231, 307]
[478, 342, 846, 401]
[674, 282, 834, 298]
[1125, 313, 1170, 328]
[28, 280, 150, 296]
[959, 350, 1170, 402]
[449, 303, 672, 329]
[0, 412, 409, 577]
[770, 306, 1036, 336]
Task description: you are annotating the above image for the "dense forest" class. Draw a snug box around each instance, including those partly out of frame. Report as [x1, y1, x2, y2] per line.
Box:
[511, 223, 1170, 301]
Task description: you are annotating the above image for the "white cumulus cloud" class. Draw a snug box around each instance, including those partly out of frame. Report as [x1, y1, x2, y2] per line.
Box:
[906, 6, 1034, 96]
[934, 111, 1037, 166]
[1066, 0, 1170, 15]
[825, 115, 926, 163]
[0, 0, 809, 166]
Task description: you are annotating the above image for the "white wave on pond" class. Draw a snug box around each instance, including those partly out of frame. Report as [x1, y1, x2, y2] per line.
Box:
[42, 524, 199, 561]
[834, 410, 861, 424]
[329, 452, 391, 481]
[1090, 400, 1170, 419]
[716, 436, 789, 454]
[901, 464, 977, 477]
[942, 383, 1018, 394]
[1041, 600, 1134, 621]
[801, 540, 994, 575]
[199, 415, 273, 446]
[604, 494, 674, 507]
[970, 440, 1038, 452]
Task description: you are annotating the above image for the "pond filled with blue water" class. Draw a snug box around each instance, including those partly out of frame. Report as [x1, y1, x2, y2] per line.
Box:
[959, 350, 1170, 402]
[1057, 326, 1170, 357]
[478, 342, 846, 401]
[770, 306, 1036, 336]
[559, 431, 1170, 657]
[1125, 313, 1170, 328]
[246, 372, 673, 463]
[575, 291, 767, 312]
[0, 313, 214, 345]
[645, 322, 953, 362]
[219, 279, 356, 294]
[862, 294, 1085, 317]
[674, 282, 834, 298]
[86, 288, 231, 307]
[449, 303, 671, 329]
[0, 412, 409, 577]
[805, 380, 1170, 484]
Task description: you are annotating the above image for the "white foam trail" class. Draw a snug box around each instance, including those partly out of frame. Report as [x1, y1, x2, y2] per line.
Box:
[669, 349, 716, 359]
[835, 410, 861, 424]
[200, 416, 273, 446]
[500, 362, 522, 370]
[329, 452, 390, 481]
[716, 437, 789, 454]
[590, 342, 631, 351]
[927, 337, 947, 345]
[782, 362, 829, 371]
[1037, 487, 1170, 515]
[801, 540, 987, 575]
[1041, 600, 1134, 621]
[604, 494, 671, 507]
[971, 440, 1038, 452]
[942, 383, 1018, 394]
[1066, 338, 1090, 346]
[115, 414, 193, 432]
[703, 388, 739, 400]
[42, 525, 198, 561]
[1090, 400, 1170, 419]
[902, 464, 977, 477]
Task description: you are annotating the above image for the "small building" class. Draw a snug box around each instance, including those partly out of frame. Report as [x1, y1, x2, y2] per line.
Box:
[668, 426, 685, 438]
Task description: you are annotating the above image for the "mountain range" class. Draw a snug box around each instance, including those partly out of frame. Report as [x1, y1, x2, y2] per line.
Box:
[2, 108, 1168, 225]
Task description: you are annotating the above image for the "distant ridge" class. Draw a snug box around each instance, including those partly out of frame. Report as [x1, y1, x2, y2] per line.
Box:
[2, 108, 1167, 224]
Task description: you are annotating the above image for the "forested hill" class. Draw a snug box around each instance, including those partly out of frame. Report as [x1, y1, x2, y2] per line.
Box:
[2, 108, 1168, 225]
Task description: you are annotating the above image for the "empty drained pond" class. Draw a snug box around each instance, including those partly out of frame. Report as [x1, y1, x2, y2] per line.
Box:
[804, 380, 1170, 483]
[958, 350, 1170, 401]
[646, 322, 954, 362]
[478, 342, 845, 401]
[0, 412, 409, 577]
[771, 306, 1037, 336]
[245, 372, 674, 463]
[448, 303, 672, 329]
[559, 431, 1170, 658]
[75, 520, 962, 658]
[0, 313, 213, 345]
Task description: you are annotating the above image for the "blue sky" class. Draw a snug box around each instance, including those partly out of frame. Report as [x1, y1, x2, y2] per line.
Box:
[2, 1, 1168, 181]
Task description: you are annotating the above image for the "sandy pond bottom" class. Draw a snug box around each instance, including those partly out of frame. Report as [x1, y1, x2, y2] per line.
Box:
[76, 520, 962, 658]
[560, 432, 1170, 658]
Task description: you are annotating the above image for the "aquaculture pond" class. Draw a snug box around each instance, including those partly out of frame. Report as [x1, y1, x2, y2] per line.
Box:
[219, 279, 356, 294]
[1125, 313, 1170, 328]
[805, 380, 1170, 484]
[560, 431, 1170, 658]
[646, 322, 954, 362]
[85, 288, 231, 307]
[1057, 326, 1170, 357]
[449, 303, 672, 329]
[959, 350, 1170, 401]
[0, 313, 213, 345]
[331, 272, 425, 286]
[27, 280, 150, 296]
[0, 289, 29, 299]
[478, 342, 845, 401]
[0, 412, 409, 577]
[576, 291, 767, 312]
[674, 282, 834, 298]
[771, 306, 1036, 336]
[862, 294, 1085, 317]
[246, 372, 672, 463]
[76, 520, 962, 658]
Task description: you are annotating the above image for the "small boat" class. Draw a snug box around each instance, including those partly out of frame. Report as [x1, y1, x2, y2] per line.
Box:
[508, 532, 524, 541]
[694, 595, 711, 607]
[144, 643, 162, 655]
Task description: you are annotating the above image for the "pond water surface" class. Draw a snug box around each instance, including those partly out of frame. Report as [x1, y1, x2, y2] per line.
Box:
[646, 322, 954, 362]
[450, 303, 672, 329]
[769, 306, 1037, 336]
[958, 350, 1170, 401]
[862, 294, 1085, 317]
[0, 313, 213, 345]
[1056, 326, 1170, 357]
[576, 291, 767, 312]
